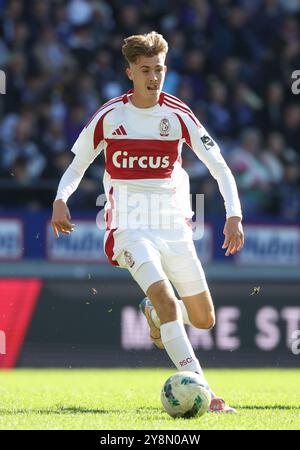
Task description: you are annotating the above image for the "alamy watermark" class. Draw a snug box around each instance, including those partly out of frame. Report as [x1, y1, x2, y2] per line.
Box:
[0, 330, 6, 355]
[291, 330, 300, 355]
[0, 70, 6, 94]
[95, 187, 205, 240]
[291, 70, 300, 95]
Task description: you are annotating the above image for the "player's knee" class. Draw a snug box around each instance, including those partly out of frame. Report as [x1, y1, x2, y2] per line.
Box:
[147, 280, 173, 304]
[147, 280, 177, 321]
[203, 314, 216, 330]
[157, 293, 177, 317]
[192, 313, 215, 330]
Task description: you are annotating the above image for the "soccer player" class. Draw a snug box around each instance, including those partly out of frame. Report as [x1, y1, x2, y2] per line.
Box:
[52, 31, 244, 413]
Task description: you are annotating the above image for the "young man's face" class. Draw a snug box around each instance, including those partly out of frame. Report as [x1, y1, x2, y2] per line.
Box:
[126, 53, 167, 106]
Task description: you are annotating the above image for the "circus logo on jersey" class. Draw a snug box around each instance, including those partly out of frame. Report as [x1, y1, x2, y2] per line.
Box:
[159, 118, 170, 136]
[112, 151, 170, 170]
[105, 138, 179, 179]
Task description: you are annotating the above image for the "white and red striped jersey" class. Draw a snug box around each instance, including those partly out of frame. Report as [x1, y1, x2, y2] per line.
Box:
[55, 90, 242, 263]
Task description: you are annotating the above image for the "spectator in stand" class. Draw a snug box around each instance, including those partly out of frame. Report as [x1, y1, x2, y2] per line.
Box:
[229, 128, 272, 213]
[261, 132, 285, 185]
[207, 80, 233, 138]
[1, 116, 46, 179]
[260, 81, 285, 132]
[42, 119, 67, 157]
[280, 104, 300, 153]
[279, 162, 300, 219]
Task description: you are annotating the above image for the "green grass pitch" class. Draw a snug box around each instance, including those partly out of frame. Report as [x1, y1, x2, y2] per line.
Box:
[0, 368, 299, 430]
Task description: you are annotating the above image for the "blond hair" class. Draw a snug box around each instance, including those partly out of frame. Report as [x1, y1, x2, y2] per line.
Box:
[122, 31, 168, 65]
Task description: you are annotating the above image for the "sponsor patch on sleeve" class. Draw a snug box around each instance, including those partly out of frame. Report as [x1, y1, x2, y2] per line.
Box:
[201, 135, 215, 150]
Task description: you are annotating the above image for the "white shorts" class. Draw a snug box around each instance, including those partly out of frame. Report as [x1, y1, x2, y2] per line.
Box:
[113, 227, 208, 297]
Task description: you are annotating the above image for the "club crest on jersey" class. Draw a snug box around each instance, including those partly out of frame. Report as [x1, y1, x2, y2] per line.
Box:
[124, 250, 135, 268]
[159, 118, 170, 136]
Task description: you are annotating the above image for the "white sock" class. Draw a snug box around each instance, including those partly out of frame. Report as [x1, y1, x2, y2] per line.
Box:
[160, 320, 205, 377]
[151, 303, 215, 398]
[150, 298, 193, 327]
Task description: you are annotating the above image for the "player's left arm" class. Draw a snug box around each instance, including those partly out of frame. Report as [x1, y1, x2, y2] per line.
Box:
[222, 215, 244, 256]
[182, 114, 244, 256]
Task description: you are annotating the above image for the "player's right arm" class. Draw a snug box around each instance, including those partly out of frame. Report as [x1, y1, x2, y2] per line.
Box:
[51, 118, 104, 238]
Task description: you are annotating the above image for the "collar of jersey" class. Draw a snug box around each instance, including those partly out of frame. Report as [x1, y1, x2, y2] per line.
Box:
[122, 89, 165, 111]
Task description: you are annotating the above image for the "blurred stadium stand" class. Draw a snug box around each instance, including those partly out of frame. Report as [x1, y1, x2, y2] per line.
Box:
[0, 0, 299, 216]
[0, 0, 300, 368]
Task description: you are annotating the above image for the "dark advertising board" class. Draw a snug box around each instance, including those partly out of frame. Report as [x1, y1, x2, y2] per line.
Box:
[7, 278, 299, 368]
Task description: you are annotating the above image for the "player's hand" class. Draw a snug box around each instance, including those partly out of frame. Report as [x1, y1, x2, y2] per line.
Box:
[51, 199, 75, 238]
[222, 216, 244, 256]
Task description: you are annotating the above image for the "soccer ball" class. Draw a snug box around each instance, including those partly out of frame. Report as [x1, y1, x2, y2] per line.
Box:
[160, 371, 211, 418]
